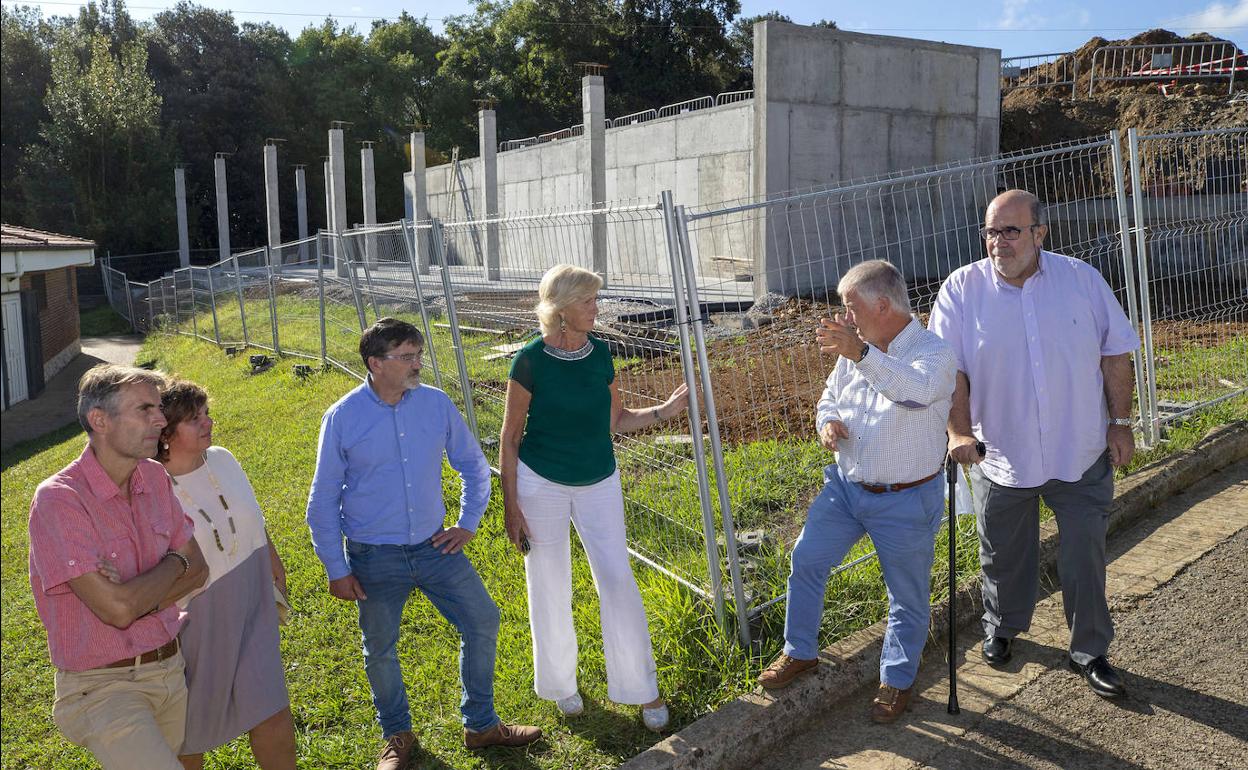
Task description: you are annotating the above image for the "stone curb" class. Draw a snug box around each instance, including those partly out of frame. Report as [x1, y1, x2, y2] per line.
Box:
[621, 421, 1248, 770]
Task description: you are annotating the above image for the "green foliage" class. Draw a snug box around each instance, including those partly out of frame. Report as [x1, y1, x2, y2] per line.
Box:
[78, 303, 133, 336]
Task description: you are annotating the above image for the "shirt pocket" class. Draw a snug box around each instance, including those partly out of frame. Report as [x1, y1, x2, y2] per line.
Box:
[148, 518, 173, 556]
[99, 535, 137, 581]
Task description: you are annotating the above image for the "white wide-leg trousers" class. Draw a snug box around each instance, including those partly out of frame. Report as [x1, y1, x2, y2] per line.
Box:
[516, 461, 660, 705]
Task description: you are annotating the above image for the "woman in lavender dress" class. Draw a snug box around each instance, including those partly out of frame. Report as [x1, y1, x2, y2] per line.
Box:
[158, 380, 296, 769]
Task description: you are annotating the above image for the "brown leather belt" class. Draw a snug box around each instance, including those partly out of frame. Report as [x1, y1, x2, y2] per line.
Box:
[859, 470, 941, 494]
[102, 638, 179, 669]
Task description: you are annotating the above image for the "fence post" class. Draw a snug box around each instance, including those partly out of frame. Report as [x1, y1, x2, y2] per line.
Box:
[189, 269, 201, 340]
[340, 234, 370, 332]
[233, 253, 250, 348]
[1126, 128, 1161, 444]
[673, 203, 752, 649]
[316, 233, 328, 366]
[1108, 130, 1151, 448]
[659, 191, 728, 635]
[400, 219, 443, 389]
[124, 279, 138, 334]
[265, 247, 281, 355]
[204, 264, 222, 345]
[430, 219, 481, 440]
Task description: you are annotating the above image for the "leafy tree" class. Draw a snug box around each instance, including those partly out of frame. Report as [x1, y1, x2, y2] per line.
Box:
[2, 5, 53, 219]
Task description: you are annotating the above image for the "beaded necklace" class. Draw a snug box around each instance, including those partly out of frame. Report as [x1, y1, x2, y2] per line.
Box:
[170, 452, 238, 557]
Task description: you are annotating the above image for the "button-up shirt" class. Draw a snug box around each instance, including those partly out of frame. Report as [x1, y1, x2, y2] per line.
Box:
[306, 380, 492, 581]
[815, 318, 957, 484]
[28, 446, 195, 671]
[928, 251, 1139, 488]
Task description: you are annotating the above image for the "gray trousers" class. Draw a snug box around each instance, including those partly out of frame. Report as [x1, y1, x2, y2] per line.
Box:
[970, 451, 1115, 662]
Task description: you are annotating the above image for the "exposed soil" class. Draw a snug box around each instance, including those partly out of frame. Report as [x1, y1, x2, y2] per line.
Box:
[1001, 30, 1247, 153]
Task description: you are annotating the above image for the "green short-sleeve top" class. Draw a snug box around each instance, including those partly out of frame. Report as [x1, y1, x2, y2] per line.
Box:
[509, 335, 615, 485]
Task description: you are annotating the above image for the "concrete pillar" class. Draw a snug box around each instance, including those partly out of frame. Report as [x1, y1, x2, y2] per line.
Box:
[478, 108, 500, 281]
[360, 142, 377, 263]
[174, 167, 190, 269]
[408, 132, 429, 274]
[328, 128, 347, 233]
[322, 157, 332, 231]
[263, 143, 281, 267]
[295, 165, 309, 263]
[214, 154, 230, 260]
[581, 75, 608, 283]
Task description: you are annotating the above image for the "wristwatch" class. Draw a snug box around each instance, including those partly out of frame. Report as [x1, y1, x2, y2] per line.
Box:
[856, 343, 870, 362]
[1108, 417, 1133, 427]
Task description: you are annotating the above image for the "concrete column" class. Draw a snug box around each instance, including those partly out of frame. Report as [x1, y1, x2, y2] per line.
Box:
[581, 75, 608, 284]
[263, 143, 281, 268]
[360, 142, 377, 264]
[328, 128, 347, 232]
[295, 165, 309, 263]
[322, 157, 332, 230]
[214, 154, 230, 260]
[478, 108, 500, 281]
[174, 167, 190, 269]
[408, 132, 430, 274]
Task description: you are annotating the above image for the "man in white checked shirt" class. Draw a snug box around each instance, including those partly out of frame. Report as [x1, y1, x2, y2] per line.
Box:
[758, 260, 957, 725]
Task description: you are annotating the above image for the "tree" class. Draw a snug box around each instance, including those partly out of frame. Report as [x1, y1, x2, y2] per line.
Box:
[1, 5, 54, 220]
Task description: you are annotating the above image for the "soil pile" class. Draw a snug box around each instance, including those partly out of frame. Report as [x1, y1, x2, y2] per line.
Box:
[1001, 29, 1247, 152]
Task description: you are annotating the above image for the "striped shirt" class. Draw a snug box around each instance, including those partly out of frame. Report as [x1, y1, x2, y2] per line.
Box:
[29, 446, 195, 671]
[815, 318, 958, 485]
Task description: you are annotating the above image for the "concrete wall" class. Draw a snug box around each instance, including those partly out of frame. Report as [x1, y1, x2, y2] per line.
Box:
[749, 22, 1001, 295]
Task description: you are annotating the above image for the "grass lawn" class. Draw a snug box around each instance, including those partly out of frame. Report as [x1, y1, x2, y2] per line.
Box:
[5, 299, 1243, 768]
[78, 304, 134, 337]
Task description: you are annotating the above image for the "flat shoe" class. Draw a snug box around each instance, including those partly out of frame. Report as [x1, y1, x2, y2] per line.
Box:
[1068, 655, 1126, 698]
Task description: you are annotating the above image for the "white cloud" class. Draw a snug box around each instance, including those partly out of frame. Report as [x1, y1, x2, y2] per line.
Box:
[997, 0, 1044, 30]
[1169, 0, 1248, 31]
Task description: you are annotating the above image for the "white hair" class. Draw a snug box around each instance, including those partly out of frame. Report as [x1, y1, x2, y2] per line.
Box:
[837, 260, 911, 314]
[535, 264, 603, 335]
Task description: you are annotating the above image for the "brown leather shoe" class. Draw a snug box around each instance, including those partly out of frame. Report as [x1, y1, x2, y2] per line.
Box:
[758, 654, 818, 690]
[376, 730, 415, 770]
[463, 721, 542, 749]
[869, 684, 913, 724]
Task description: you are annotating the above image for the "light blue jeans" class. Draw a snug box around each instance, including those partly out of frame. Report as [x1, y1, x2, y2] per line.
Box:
[346, 538, 501, 737]
[783, 464, 944, 689]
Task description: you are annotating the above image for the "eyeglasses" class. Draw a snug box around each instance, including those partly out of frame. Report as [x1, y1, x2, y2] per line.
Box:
[379, 353, 422, 363]
[979, 224, 1040, 241]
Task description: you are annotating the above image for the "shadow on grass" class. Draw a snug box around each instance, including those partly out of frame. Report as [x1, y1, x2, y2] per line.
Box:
[0, 423, 83, 472]
[562, 694, 660, 758]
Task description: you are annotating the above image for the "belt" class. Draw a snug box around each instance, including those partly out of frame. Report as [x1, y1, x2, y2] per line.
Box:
[102, 638, 180, 669]
[859, 470, 940, 494]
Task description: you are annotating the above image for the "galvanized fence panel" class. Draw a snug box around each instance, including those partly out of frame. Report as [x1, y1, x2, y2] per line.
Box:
[434, 204, 726, 605]
[1000, 52, 1077, 99]
[1089, 40, 1243, 95]
[269, 235, 331, 364]
[679, 135, 1152, 639]
[1127, 126, 1248, 434]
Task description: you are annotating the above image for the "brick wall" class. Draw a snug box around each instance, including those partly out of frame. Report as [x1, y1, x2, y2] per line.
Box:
[19, 266, 81, 365]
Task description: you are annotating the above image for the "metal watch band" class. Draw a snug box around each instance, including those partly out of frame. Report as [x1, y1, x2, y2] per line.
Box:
[1108, 417, 1133, 427]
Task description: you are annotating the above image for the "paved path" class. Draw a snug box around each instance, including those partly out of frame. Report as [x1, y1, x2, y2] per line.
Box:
[1, 335, 144, 452]
[757, 460, 1248, 770]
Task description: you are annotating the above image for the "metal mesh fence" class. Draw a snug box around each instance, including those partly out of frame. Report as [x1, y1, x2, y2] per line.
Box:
[680, 134, 1151, 627]
[1128, 127, 1248, 434]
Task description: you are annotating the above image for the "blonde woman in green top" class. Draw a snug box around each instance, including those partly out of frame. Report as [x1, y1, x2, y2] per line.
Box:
[500, 264, 689, 732]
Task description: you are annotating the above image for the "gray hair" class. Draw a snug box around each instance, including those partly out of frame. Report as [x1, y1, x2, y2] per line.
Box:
[837, 260, 911, 314]
[77, 364, 167, 433]
[536, 264, 604, 336]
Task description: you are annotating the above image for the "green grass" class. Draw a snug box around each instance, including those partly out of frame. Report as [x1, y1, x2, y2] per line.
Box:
[78, 304, 134, 336]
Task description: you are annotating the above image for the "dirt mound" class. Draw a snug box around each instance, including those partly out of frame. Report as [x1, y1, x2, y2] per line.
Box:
[1001, 30, 1247, 152]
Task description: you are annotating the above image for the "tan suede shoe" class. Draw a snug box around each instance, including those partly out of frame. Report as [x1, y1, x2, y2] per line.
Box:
[758, 653, 818, 690]
[376, 730, 415, 770]
[463, 721, 542, 749]
[869, 683, 913, 724]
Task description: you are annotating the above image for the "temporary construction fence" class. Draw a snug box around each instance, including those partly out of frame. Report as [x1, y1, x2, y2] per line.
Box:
[116, 126, 1246, 648]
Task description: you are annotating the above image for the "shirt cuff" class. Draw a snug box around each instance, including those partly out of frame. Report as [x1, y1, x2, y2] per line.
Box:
[454, 512, 482, 533]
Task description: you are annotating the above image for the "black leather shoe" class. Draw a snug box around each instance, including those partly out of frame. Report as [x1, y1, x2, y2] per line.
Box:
[1068, 655, 1127, 698]
[982, 635, 1013, 666]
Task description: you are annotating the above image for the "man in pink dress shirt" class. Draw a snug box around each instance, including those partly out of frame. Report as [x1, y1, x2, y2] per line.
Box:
[929, 189, 1139, 699]
[28, 364, 208, 769]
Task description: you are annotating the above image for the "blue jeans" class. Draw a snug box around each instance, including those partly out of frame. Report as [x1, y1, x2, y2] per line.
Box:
[346, 539, 501, 736]
[784, 464, 944, 689]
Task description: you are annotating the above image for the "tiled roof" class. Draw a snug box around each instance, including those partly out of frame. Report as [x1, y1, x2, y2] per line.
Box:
[0, 224, 96, 251]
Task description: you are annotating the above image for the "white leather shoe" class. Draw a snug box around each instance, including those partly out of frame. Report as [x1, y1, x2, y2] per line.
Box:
[556, 693, 584, 716]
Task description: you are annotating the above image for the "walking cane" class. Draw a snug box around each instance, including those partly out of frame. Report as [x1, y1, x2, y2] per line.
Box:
[946, 440, 985, 716]
[945, 453, 961, 715]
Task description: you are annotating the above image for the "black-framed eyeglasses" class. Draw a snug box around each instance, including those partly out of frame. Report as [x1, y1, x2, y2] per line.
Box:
[379, 353, 422, 363]
[979, 224, 1040, 241]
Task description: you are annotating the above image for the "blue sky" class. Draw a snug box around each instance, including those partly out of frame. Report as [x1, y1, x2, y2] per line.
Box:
[5, 0, 1246, 58]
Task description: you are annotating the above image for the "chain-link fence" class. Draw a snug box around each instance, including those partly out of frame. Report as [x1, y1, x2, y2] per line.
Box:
[114, 126, 1244, 649]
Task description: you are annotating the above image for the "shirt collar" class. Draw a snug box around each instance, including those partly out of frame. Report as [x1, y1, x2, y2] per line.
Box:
[363, 375, 415, 406]
[988, 249, 1047, 291]
[886, 317, 923, 357]
[80, 444, 147, 500]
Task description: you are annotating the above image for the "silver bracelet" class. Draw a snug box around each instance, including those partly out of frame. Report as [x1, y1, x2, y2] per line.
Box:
[163, 550, 190, 576]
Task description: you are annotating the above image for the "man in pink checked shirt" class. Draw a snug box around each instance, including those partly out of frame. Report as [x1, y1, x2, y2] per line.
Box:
[28, 364, 208, 769]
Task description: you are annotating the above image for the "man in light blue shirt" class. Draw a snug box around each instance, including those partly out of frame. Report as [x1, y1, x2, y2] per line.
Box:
[307, 318, 539, 769]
